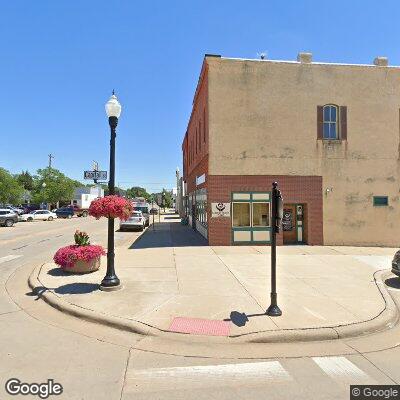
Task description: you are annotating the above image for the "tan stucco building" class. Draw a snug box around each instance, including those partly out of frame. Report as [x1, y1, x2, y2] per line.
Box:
[182, 53, 400, 247]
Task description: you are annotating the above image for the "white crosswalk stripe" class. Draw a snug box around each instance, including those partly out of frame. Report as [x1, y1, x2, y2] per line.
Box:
[0, 254, 23, 264]
[124, 356, 376, 394]
[130, 360, 292, 381]
[312, 356, 371, 383]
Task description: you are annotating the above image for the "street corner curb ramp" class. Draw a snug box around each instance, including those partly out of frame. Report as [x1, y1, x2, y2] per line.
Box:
[27, 264, 399, 344]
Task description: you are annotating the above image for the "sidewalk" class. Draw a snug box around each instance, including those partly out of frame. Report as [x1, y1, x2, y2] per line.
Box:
[30, 215, 399, 343]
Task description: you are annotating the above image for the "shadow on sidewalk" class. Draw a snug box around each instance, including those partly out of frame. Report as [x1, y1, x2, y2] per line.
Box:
[26, 283, 99, 297]
[47, 267, 70, 277]
[129, 220, 208, 249]
[385, 277, 400, 289]
[54, 283, 99, 295]
[224, 311, 267, 327]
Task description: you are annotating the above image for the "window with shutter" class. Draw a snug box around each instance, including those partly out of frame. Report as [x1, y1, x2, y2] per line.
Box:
[340, 106, 347, 140]
[318, 105, 347, 140]
[317, 106, 323, 139]
[203, 108, 206, 143]
[199, 121, 201, 151]
[323, 105, 339, 139]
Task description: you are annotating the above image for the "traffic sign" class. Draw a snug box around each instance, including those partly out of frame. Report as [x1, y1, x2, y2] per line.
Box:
[84, 170, 107, 180]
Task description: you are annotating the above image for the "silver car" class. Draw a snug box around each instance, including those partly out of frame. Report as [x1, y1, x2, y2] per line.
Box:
[119, 211, 146, 231]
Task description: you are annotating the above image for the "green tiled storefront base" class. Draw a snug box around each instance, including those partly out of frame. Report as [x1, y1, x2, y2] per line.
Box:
[232, 227, 271, 244]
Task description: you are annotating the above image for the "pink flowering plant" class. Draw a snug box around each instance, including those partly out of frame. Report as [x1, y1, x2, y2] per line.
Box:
[88, 195, 133, 221]
[53, 230, 105, 269]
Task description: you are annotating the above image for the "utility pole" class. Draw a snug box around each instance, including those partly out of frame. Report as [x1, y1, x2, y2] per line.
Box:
[48, 154, 54, 168]
[92, 161, 101, 197]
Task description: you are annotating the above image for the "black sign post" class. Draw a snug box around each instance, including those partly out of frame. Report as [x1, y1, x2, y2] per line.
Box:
[266, 181, 283, 317]
[152, 200, 155, 231]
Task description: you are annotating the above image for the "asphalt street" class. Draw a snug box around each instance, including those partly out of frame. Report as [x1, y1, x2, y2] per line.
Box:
[1, 217, 400, 399]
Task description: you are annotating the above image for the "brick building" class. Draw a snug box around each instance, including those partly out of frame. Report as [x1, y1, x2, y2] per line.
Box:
[182, 53, 400, 246]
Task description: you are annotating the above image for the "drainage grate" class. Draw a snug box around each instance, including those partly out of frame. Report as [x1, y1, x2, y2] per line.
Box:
[169, 317, 231, 336]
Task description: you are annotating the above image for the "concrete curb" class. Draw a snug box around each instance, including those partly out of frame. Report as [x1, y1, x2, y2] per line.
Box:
[245, 269, 399, 343]
[28, 264, 158, 337]
[28, 265, 399, 344]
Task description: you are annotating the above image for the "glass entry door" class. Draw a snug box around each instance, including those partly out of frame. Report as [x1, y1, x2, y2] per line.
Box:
[282, 204, 306, 244]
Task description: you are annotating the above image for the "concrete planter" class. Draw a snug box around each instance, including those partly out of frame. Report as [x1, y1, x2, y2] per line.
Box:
[63, 256, 101, 274]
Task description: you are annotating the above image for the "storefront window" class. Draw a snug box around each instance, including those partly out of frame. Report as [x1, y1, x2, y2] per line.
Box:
[232, 203, 250, 227]
[195, 188, 207, 227]
[253, 203, 270, 226]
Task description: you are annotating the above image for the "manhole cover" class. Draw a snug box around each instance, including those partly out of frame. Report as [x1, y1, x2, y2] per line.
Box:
[169, 317, 231, 336]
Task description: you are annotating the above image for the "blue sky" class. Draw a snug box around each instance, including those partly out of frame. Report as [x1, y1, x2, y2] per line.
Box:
[1, 1, 399, 193]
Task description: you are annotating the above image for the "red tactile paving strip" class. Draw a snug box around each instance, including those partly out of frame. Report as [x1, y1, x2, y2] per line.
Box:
[169, 317, 231, 336]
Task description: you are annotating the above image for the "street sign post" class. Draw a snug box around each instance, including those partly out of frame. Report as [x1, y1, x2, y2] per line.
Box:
[266, 181, 283, 317]
[84, 171, 107, 181]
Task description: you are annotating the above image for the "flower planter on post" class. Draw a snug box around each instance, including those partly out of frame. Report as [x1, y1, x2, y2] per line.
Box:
[88, 195, 133, 290]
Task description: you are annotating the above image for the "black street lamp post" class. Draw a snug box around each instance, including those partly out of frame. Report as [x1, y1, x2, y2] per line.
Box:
[152, 199, 155, 231]
[100, 92, 122, 291]
[162, 192, 166, 213]
[266, 181, 283, 316]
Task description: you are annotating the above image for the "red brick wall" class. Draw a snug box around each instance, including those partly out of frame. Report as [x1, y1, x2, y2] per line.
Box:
[207, 175, 323, 246]
[183, 61, 209, 185]
[186, 155, 208, 194]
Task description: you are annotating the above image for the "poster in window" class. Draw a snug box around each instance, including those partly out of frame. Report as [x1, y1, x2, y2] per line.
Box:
[282, 209, 293, 231]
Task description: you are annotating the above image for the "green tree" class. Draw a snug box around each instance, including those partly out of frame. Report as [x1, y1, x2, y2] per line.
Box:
[0, 168, 24, 204]
[16, 170, 34, 191]
[98, 184, 126, 197]
[162, 189, 173, 208]
[71, 179, 84, 188]
[126, 186, 151, 201]
[31, 167, 77, 206]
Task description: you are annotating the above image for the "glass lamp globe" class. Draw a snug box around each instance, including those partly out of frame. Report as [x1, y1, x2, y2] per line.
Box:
[105, 93, 122, 118]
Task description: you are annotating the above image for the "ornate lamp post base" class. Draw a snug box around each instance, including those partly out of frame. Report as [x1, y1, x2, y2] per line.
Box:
[100, 282, 122, 292]
[266, 304, 282, 317]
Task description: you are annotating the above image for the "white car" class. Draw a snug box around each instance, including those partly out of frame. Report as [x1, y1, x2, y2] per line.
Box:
[20, 210, 58, 222]
[119, 211, 146, 231]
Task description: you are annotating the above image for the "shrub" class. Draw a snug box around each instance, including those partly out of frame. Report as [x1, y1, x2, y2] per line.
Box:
[74, 230, 90, 246]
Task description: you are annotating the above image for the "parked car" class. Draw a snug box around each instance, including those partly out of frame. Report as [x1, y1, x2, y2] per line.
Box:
[55, 207, 75, 219]
[119, 211, 146, 231]
[132, 202, 150, 226]
[0, 209, 19, 227]
[71, 205, 89, 217]
[21, 204, 41, 213]
[0, 205, 24, 215]
[20, 210, 57, 222]
[391, 250, 400, 277]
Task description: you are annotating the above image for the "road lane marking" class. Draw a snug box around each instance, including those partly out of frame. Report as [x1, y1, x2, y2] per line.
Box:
[312, 356, 370, 382]
[12, 245, 29, 250]
[129, 361, 292, 381]
[0, 255, 23, 264]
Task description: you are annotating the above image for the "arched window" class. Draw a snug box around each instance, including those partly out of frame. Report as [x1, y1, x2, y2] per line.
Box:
[323, 105, 339, 139]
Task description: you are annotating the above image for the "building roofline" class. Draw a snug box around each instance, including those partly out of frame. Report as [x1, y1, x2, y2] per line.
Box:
[218, 56, 400, 69]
